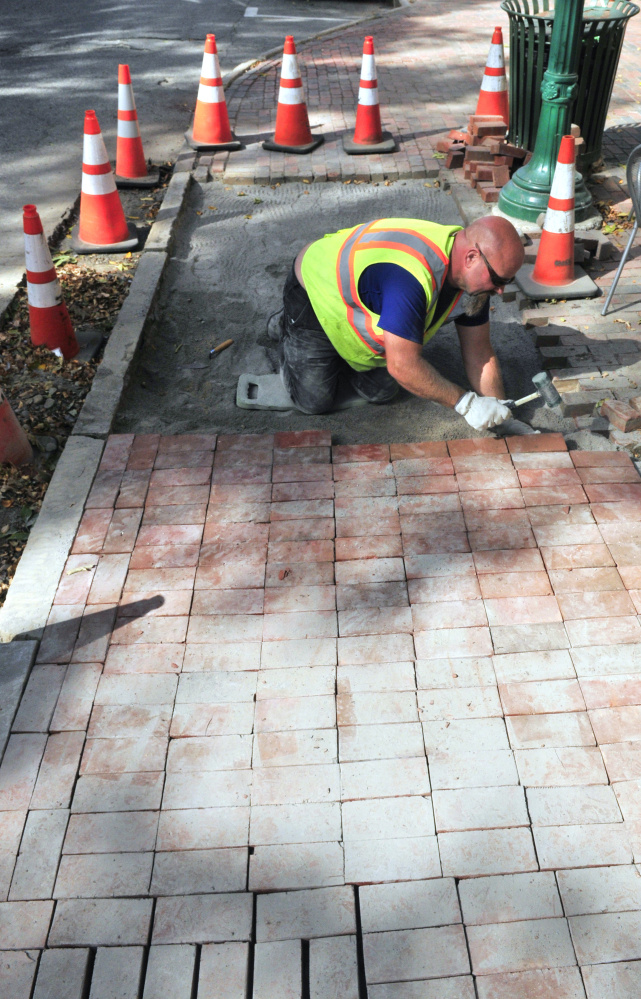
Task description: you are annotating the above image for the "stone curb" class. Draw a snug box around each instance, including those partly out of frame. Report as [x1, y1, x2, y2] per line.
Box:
[0, 151, 196, 648]
[0, 436, 104, 643]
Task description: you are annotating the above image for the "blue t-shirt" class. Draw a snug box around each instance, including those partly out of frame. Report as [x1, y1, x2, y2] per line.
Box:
[358, 262, 489, 343]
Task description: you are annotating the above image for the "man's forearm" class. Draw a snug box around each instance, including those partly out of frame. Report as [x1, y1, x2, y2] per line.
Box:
[389, 355, 464, 408]
[470, 352, 505, 400]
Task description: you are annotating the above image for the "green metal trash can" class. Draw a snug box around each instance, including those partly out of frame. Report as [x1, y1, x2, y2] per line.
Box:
[501, 0, 639, 169]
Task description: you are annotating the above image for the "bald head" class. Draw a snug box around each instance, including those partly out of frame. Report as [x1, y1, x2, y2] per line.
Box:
[450, 215, 524, 296]
[464, 216, 524, 279]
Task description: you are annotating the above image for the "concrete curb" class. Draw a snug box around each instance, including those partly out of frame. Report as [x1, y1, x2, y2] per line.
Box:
[0, 436, 104, 642]
[1, 149, 196, 647]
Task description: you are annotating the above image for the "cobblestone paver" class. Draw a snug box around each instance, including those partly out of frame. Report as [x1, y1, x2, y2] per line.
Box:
[206, 0, 641, 184]
[3, 430, 641, 995]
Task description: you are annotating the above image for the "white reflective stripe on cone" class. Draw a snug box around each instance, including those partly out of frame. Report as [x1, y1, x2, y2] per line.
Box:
[81, 172, 118, 196]
[24, 233, 54, 272]
[83, 132, 110, 166]
[277, 86, 304, 105]
[118, 83, 136, 111]
[486, 45, 505, 69]
[358, 87, 379, 106]
[360, 53, 377, 81]
[281, 53, 300, 80]
[481, 74, 507, 92]
[201, 52, 220, 78]
[543, 207, 575, 234]
[27, 281, 62, 308]
[117, 119, 141, 139]
[549, 162, 575, 200]
[197, 83, 225, 103]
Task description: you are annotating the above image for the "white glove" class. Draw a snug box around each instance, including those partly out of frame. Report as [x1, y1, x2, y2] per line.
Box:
[455, 391, 511, 431]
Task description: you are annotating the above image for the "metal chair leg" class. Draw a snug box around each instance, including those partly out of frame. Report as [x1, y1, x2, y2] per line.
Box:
[602, 221, 639, 316]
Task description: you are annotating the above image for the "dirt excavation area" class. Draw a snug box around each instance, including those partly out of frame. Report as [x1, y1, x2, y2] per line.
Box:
[115, 180, 579, 445]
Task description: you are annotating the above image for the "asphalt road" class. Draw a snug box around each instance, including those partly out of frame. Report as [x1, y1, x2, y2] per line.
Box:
[0, 0, 389, 308]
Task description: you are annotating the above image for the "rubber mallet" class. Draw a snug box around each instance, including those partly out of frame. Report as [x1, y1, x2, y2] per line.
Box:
[511, 372, 562, 410]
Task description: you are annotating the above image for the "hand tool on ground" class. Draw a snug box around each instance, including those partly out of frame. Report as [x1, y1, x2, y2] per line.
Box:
[209, 338, 233, 358]
[509, 371, 562, 410]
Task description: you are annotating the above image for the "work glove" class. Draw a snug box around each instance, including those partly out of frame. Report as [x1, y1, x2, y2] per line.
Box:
[454, 391, 512, 431]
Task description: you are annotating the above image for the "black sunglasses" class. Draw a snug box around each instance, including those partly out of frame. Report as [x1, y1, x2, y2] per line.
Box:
[475, 243, 512, 288]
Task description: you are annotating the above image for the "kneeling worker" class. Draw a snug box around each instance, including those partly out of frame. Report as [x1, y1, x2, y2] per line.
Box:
[269, 215, 524, 431]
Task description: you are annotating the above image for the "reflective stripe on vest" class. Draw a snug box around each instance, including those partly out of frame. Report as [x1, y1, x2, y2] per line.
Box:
[336, 222, 451, 357]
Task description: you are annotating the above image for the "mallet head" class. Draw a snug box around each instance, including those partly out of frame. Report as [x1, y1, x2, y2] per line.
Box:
[532, 371, 562, 408]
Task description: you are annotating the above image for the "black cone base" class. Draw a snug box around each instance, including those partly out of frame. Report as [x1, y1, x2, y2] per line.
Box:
[185, 128, 243, 151]
[263, 135, 324, 155]
[343, 131, 397, 155]
[70, 223, 139, 256]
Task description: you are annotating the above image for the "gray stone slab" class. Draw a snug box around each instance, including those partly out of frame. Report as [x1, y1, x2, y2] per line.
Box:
[0, 641, 37, 757]
[145, 172, 192, 253]
[72, 252, 167, 439]
[0, 437, 103, 642]
[142, 945, 196, 999]
[89, 946, 144, 999]
[33, 948, 91, 999]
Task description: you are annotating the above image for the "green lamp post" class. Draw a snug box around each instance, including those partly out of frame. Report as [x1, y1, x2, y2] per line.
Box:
[498, 0, 593, 222]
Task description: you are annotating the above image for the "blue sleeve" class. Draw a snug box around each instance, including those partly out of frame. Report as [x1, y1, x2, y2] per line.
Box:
[358, 263, 427, 344]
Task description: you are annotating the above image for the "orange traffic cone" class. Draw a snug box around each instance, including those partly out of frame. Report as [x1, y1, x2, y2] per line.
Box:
[0, 389, 33, 466]
[476, 27, 509, 126]
[263, 36, 323, 154]
[71, 110, 139, 255]
[23, 205, 79, 360]
[515, 135, 598, 300]
[343, 37, 396, 155]
[186, 35, 241, 151]
[115, 64, 160, 188]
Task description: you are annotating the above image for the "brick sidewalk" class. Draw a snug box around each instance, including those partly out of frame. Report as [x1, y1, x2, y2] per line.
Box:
[204, 0, 641, 184]
[3, 430, 641, 995]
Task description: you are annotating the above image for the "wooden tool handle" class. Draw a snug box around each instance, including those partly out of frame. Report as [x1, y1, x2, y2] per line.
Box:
[212, 339, 233, 355]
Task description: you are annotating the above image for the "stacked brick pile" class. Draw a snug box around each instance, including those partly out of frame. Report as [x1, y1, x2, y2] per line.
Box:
[437, 115, 529, 203]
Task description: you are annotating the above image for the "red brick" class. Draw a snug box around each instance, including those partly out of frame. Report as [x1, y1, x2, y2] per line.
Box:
[479, 185, 501, 203]
[115, 470, 151, 508]
[396, 476, 458, 495]
[88, 554, 130, 605]
[99, 435, 134, 470]
[54, 555, 98, 605]
[517, 468, 581, 488]
[157, 434, 217, 452]
[332, 444, 390, 463]
[119, 590, 192, 617]
[492, 164, 510, 187]
[203, 523, 271, 544]
[102, 509, 143, 554]
[126, 448, 157, 470]
[71, 604, 117, 663]
[459, 490, 524, 511]
[570, 450, 633, 467]
[85, 471, 122, 509]
[273, 446, 330, 465]
[584, 483, 641, 503]
[445, 150, 465, 168]
[271, 481, 334, 501]
[506, 433, 567, 453]
[335, 536, 403, 560]
[154, 451, 214, 470]
[129, 545, 200, 569]
[601, 399, 641, 433]
[335, 514, 400, 538]
[269, 519, 335, 542]
[265, 563, 335, 587]
[149, 467, 212, 487]
[268, 540, 334, 563]
[136, 525, 203, 547]
[389, 442, 449, 460]
[104, 644, 185, 674]
[72, 510, 112, 554]
[111, 616, 188, 645]
[212, 466, 272, 484]
[271, 464, 334, 483]
[274, 431, 331, 448]
[447, 438, 507, 456]
[146, 485, 210, 507]
[216, 432, 274, 450]
[521, 485, 588, 507]
[124, 568, 196, 591]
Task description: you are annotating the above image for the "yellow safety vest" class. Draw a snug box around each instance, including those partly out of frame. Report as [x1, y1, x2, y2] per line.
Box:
[301, 218, 464, 371]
